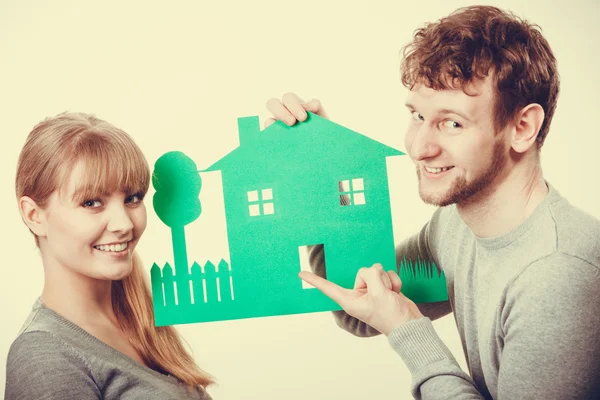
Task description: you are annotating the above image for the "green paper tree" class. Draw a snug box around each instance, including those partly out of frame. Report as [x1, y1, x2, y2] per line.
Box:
[152, 151, 202, 307]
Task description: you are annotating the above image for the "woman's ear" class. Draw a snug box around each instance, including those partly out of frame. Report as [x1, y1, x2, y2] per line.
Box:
[19, 196, 47, 237]
[510, 103, 545, 153]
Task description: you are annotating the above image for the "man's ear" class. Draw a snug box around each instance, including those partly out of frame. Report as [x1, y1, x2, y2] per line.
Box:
[19, 196, 47, 237]
[510, 103, 545, 153]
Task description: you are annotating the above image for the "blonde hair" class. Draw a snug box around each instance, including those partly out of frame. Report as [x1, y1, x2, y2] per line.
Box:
[15, 112, 214, 390]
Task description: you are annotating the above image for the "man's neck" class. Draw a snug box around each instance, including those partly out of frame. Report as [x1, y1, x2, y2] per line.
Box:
[456, 162, 549, 238]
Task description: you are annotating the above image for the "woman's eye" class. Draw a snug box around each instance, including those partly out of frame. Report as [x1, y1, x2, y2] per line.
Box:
[443, 120, 462, 129]
[83, 199, 102, 208]
[126, 194, 144, 204]
[411, 111, 424, 121]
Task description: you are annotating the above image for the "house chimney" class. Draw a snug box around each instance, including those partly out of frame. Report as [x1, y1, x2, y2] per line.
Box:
[238, 116, 260, 146]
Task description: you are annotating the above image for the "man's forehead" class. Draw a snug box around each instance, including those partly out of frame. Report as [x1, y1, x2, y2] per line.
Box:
[405, 80, 492, 116]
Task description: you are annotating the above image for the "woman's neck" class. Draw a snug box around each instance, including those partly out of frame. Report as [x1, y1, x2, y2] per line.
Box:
[40, 259, 119, 328]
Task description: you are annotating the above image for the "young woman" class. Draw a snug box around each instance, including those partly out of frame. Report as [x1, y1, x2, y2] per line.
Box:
[6, 112, 214, 399]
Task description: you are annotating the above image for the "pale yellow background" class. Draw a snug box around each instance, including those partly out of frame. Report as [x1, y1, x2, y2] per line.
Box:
[1, 1, 598, 399]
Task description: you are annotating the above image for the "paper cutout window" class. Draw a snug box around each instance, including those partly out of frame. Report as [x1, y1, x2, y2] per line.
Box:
[339, 178, 366, 206]
[248, 188, 275, 216]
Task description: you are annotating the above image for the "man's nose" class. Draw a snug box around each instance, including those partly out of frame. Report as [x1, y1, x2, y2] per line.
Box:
[410, 124, 442, 161]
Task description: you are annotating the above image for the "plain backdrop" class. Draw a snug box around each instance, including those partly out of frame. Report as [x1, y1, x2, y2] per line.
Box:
[1, 1, 598, 399]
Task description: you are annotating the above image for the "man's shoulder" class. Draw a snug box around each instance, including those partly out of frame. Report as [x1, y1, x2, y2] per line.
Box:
[546, 191, 600, 268]
[505, 251, 599, 317]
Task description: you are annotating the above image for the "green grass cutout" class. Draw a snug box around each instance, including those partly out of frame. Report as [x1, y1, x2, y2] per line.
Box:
[397, 256, 448, 303]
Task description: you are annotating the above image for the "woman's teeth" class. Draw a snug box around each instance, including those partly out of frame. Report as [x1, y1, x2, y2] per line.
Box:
[94, 243, 128, 252]
[425, 166, 453, 174]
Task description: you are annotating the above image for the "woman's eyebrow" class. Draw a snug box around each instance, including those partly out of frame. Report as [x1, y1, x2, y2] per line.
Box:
[70, 186, 110, 202]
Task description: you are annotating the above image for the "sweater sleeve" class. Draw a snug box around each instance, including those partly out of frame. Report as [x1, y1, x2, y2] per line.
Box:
[5, 331, 101, 400]
[308, 207, 452, 337]
[387, 254, 600, 400]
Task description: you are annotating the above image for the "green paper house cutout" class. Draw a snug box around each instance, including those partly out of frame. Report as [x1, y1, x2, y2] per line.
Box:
[150, 112, 448, 326]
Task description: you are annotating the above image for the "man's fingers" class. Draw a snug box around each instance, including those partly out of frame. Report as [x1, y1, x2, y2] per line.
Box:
[354, 267, 368, 290]
[265, 97, 297, 126]
[299, 271, 348, 306]
[387, 270, 402, 293]
[355, 264, 397, 292]
[265, 94, 328, 127]
[263, 117, 276, 129]
[281, 92, 308, 122]
[380, 267, 393, 290]
[302, 99, 329, 119]
[356, 265, 388, 297]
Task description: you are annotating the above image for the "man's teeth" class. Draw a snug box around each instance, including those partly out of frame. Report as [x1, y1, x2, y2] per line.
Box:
[94, 243, 128, 252]
[425, 166, 452, 174]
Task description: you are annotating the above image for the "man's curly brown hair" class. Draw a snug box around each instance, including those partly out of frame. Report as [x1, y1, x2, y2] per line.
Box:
[401, 6, 560, 148]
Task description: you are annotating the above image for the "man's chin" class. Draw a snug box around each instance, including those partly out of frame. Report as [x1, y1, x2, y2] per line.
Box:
[419, 191, 455, 207]
[418, 181, 457, 207]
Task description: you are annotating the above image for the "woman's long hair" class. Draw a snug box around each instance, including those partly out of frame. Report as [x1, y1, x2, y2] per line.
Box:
[15, 112, 214, 390]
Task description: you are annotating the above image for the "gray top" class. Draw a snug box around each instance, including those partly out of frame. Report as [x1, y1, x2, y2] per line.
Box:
[311, 182, 600, 399]
[5, 298, 212, 400]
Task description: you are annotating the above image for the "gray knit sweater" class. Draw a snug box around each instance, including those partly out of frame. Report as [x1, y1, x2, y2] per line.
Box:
[310, 182, 600, 399]
[5, 299, 213, 400]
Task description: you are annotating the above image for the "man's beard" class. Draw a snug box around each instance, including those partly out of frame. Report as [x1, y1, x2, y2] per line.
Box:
[417, 139, 507, 207]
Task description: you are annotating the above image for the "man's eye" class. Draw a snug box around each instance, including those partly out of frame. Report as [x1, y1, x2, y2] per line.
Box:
[443, 120, 462, 129]
[83, 199, 102, 208]
[411, 111, 424, 121]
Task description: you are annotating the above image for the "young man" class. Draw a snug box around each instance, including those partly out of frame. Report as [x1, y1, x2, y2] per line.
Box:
[265, 5, 600, 400]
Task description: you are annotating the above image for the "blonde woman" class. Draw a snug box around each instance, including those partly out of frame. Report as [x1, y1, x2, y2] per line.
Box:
[5, 112, 214, 399]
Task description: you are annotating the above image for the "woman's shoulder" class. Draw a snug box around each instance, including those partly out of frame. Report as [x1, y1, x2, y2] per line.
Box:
[7, 328, 89, 369]
[12, 298, 82, 345]
[15, 297, 58, 333]
[7, 298, 97, 373]
[8, 298, 94, 370]
[6, 318, 101, 399]
[7, 299, 213, 400]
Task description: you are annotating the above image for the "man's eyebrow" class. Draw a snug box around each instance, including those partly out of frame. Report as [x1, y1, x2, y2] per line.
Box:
[404, 102, 470, 121]
[438, 108, 471, 121]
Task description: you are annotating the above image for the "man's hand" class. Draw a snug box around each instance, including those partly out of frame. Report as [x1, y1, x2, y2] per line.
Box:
[265, 93, 329, 128]
[299, 264, 424, 336]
